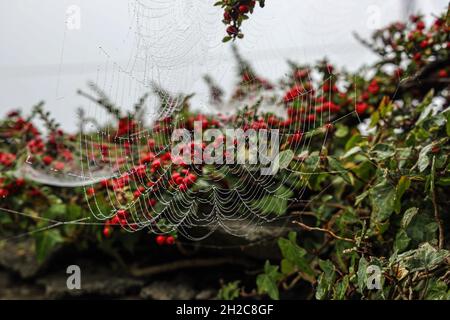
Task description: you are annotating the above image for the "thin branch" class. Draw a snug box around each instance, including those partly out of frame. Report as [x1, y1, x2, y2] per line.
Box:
[432, 186, 445, 249]
[292, 221, 355, 243]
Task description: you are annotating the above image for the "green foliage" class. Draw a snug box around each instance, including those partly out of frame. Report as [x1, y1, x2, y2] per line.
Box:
[218, 281, 241, 300]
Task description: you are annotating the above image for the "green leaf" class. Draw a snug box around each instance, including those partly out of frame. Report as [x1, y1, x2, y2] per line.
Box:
[328, 156, 352, 185]
[278, 149, 294, 169]
[315, 260, 336, 300]
[46, 203, 67, 219]
[446, 112, 450, 136]
[252, 195, 287, 215]
[370, 143, 395, 161]
[269, 149, 294, 174]
[416, 89, 434, 114]
[278, 232, 306, 260]
[425, 279, 450, 300]
[437, 177, 450, 186]
[335, 125, 349, 138]
[342, 146, 361, 159]
[218, 281, 241, 300]
[417, 143, 433, 172]
[35, 229, 64, 263]
[401, 207, 419, 229]
[280, 259, 296, 275]
[256, 261, 281, 300]
[333, 275, 349, 300]
[377, 96, 390, 117]
[394, 230, 410, 252]
[416, 103, 434, 126]
[251, 186, 293, 215]
[369, 111, 380, 128]
[355, 190, 369, 206]
[277, 232, 314, 275]
[345, 134, 362, 150]
[394, 176, 410, 214]
[396, 243, 449, 273]
[369, 181, 396, 222]
[357, 257, 369, 294]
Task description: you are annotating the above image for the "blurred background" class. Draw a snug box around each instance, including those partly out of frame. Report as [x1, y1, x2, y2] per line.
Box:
[0, 0, 448, 132]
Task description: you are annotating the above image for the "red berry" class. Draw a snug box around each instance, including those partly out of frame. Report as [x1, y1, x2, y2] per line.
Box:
[0, 188, 8, 198]
[416, 21, 425, 30]
[175, 176, 184, 185]
[15, 178, 25, 187]
[288, 132, 303, 144]
[438, 69, 448, 78]
[431, 145, 440, 154]
[86, 187, 95, 196]
[356, 102, 369, 115]
[226, 25, 239, 36]
[172, 172, 181, 180]
[110, 215, 120, 225]
[187, 173, 197, 183]
[53, 162, 65, 171]
[117, 209, 127, 218]
[223, 11, 231, 21]
[42, 155, 53, 165]
[394, 68, 403, 78]
[151, 159, 161, 169]
[156, 235, 166, 246]
[166, 236, 175, 245]
[306, 114, 316, 122]
[133, 189, 142, 198]
[103, 227, 112, 238]
[239, 5, 249, 14]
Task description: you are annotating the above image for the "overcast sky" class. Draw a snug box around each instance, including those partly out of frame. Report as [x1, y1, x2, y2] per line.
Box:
[0, 0, 447, 131]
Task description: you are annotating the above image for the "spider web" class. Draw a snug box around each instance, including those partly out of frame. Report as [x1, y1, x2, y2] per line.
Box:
[8, 0, 368, 245]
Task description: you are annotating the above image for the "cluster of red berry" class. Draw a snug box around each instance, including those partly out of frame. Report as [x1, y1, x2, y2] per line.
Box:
[218, 0, 265, 41]
[90, 115, 206, 237]
[155, 235, 175, 246]
[279, 63, 352, 134]
[170, 169, 197, 192]
[117, 117, 138, 137]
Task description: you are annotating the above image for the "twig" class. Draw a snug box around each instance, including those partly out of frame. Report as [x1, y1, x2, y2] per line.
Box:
[432, 186, 445, 249]
[292, 221, 355, 243]
[129, 257, 253, 277]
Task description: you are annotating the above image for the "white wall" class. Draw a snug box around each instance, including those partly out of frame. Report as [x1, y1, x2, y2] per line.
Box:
[0, 0, 447, 131]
